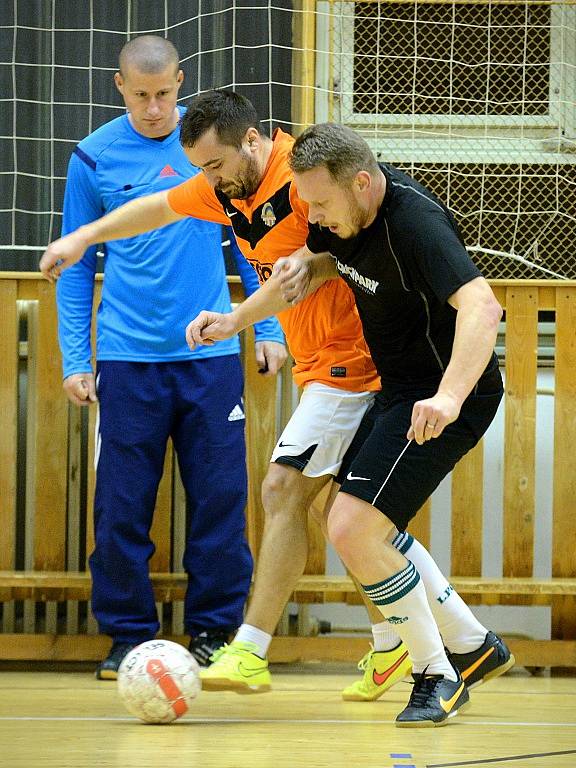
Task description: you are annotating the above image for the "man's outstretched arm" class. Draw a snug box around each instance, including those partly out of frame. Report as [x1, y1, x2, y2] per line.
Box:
[39, 190, 185, 282]
[185, 247, 335, 350]
[186, 271, 290, 350]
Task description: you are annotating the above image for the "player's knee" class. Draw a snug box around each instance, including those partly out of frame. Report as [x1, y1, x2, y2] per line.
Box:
[261, 464, 300, 514]
[326, 502, 357, 562]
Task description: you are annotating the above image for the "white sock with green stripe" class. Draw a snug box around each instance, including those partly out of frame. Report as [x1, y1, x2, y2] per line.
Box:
[362, 562, 456, 680]
[393, 532, 487, 654]
[234, 624, 272, 658]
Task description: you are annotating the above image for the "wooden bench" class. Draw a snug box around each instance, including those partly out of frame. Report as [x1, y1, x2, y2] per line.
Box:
[0, 275, 575, 667]
[0, 570, 575, 667]
[2, 570, 576, 604]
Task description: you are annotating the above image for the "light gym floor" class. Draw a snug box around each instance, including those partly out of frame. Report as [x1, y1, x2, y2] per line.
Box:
[1, 664, 574, 768]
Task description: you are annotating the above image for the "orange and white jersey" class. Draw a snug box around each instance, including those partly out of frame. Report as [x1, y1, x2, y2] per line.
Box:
[167, 128, 379, 392]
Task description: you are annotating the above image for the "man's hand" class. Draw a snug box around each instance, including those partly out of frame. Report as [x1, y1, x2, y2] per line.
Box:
[272, 255, 312, 306]
[255, 340, 287, 376]
[63, 373, 97, 407]
[40, 230, 91, 283]
[186, 311, 238, 350]
[408, 391, 461, 445]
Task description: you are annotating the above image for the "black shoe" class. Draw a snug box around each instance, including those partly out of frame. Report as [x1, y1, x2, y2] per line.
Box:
[450, 631, 515, 690]
[396, 668, 469, 728]
[95, 642, 137, 680]
[189, 631, 230, 667]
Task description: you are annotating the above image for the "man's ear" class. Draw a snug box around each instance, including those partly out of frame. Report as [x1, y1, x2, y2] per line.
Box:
[246, 127, 259, 150]
[354, 170, 372, 193]
[114, 71, 124, 95]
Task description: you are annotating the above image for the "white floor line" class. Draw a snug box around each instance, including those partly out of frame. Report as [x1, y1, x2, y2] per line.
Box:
[0, 715, 575, 727]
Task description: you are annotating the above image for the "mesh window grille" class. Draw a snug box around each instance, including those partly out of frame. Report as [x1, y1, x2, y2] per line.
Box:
[353, 4, 552, 117]
[327, 1, 576, 279]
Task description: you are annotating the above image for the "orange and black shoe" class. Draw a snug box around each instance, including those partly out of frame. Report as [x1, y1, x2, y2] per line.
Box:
[396, 667, 469, 728]
[450, 631, 515, 690]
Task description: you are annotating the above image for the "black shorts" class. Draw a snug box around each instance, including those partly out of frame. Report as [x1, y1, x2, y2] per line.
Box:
[336, 376, 503, 531]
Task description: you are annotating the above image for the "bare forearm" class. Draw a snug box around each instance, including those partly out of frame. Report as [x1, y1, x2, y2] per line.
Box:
[233, 250, 338, 330]
[78, 191, 182, 247]
[232, 276, 289, 331]
[307, 250, 338, 284]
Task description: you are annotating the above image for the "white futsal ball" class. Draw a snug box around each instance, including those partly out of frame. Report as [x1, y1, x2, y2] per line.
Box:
[117, 639, 201, 724]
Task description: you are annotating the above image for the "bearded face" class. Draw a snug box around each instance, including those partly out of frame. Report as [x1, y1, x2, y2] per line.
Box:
[214, 147, 260, 200]
[295, 166, 371, 240]
[185, 127, 263, 201]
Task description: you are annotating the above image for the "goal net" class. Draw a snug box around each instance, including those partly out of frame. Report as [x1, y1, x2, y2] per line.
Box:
[1, 0, 575, 278]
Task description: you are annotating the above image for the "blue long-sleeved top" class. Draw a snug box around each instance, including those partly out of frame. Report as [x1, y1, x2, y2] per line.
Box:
[57, 107, 283, 378]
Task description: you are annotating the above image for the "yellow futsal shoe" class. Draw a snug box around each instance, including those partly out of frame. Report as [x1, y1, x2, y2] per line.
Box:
[200, 640, 271, 694]
[342, 642, 412, 701]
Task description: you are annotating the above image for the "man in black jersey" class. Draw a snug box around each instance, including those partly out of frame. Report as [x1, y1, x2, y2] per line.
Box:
[275, 122, 514, 727]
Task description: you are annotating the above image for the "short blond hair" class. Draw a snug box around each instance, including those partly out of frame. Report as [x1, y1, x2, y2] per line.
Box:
[119, 36, 179, 77]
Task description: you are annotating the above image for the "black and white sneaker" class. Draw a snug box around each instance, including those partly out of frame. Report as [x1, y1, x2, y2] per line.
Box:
[95, 642, 137, 681]
[450, 631, 515, 690]
[396, 667, 470, 728]
[189, 631, 230, 667]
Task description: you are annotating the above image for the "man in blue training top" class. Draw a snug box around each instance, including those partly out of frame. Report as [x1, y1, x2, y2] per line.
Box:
[56, 35, 286, 679]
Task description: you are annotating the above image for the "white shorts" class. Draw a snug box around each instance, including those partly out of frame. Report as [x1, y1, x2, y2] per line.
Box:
[270, 382, 375, 478]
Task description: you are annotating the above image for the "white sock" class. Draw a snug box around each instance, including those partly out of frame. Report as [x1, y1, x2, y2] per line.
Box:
[363, 562, 456, 680]
[234, 624, 272, 658]
[394, 532, 487, 654]
[371, 621, 402, 652]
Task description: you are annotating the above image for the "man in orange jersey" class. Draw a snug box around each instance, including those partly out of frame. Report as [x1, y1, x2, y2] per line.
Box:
[40, 90, 412, 701]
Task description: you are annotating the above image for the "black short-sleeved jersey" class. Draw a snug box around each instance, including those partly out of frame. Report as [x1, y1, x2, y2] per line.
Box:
[307, 163, 499, 394]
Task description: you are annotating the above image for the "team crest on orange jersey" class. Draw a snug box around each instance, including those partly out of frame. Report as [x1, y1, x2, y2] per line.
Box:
[261, 202, 276, 227]
[247, 258, 274, 283]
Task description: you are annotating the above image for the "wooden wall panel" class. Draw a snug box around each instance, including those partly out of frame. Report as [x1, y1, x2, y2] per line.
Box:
[0, 281, 18, 572]
[552, 287, 576, 644]
[1, 275, 576, 659]
[0, 281, 18, 629]
[241, 325, 278, 560]
[451, 440, 484, 576]
[31, 285, 68, 571]
[503, 286, 538, 578]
